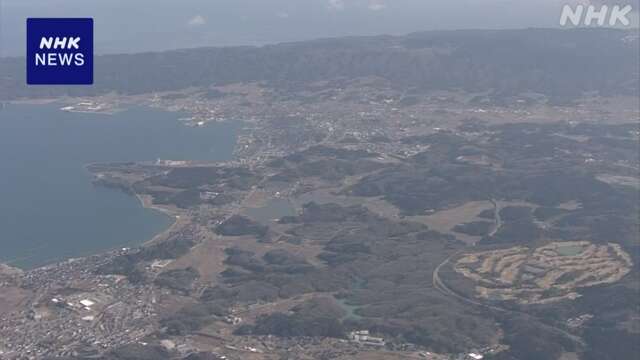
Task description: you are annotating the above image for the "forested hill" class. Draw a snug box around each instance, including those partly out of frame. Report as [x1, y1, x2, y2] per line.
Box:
[1, 28, 638, 100]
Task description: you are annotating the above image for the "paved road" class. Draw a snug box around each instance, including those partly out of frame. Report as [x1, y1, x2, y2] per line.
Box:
[432, 242, 586, 348]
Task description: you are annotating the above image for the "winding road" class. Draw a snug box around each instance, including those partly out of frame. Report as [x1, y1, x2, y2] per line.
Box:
[431, 199, 586, 348]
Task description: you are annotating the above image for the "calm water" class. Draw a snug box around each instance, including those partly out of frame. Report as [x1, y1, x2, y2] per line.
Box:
[0, 103, 239, 269]
[243, 198, 296, 224]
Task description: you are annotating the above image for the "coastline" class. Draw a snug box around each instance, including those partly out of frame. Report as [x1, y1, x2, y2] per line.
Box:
[0, 190, 185, 272]
[133, 193, 187, 246]
[0, 173, 187, 272]
[1, 100, 237, 272]
[85, 163, 185, 251]
[0, 263, 23, 277]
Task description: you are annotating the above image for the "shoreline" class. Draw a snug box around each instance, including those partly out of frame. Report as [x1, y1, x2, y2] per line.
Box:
[0, 191, 185, 272]
[1, 99, 237, 273]
[133, 193, 186, 246]
[0, 263, 24, 277]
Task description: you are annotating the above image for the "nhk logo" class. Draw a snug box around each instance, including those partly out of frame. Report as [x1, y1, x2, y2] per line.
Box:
[27, 18, 93, 85]
[36, 37, 85, 66]
[560, 4, 634, 27]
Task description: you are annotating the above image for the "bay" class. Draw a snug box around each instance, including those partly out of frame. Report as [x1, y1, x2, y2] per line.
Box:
[0, 103, 239, 269]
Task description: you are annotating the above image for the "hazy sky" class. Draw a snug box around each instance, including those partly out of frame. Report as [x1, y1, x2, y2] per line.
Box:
[1, 0, 638, 56]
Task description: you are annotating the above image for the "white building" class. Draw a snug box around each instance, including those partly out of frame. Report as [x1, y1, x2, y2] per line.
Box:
[79, 299, 95, 307]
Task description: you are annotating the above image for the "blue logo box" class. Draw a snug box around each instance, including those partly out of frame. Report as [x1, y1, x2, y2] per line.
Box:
[26, 18, 93, 85]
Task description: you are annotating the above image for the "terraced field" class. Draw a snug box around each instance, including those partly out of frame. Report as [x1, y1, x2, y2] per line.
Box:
[454, 241, 633, 305]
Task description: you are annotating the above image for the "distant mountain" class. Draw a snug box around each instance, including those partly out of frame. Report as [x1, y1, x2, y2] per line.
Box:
[1, 28, 638, 101]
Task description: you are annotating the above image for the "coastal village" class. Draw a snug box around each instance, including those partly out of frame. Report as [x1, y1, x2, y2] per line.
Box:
[0, 79, 637, 359]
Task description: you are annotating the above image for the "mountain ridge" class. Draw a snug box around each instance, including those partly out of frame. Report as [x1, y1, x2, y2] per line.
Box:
[1, 28, 637, 101]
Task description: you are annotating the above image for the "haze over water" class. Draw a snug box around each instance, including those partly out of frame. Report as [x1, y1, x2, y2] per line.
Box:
[0, 103, 239, 269]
